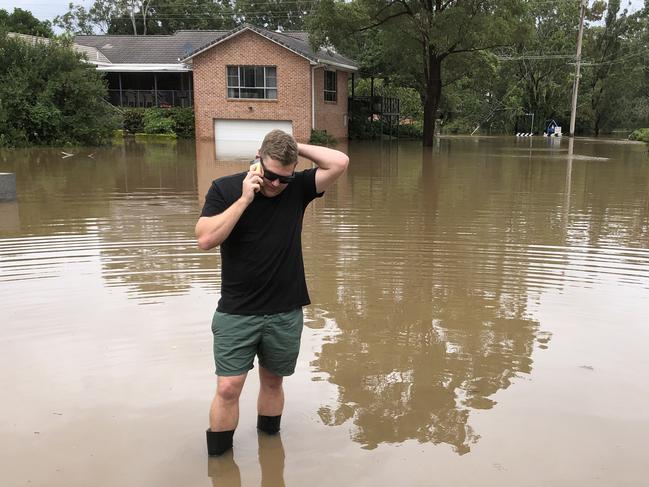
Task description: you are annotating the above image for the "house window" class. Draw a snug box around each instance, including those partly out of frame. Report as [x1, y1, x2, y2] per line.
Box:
[227, 66, 277, 99]
[324, 70, 337, 102]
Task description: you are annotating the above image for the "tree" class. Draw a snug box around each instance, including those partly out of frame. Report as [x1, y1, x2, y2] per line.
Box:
[54, 0, 238, 35]
[143, 0, 236, 34]
[54, 0, 316, 35]
[580, 0, 649, 134]
[55, 0, 155, 35]
[53, 2, 95, 35]
[308, 0, 526, 145]
[0, 33, 119, 147]
[234, 0, 314, 31]
[497, 0, 584, 134]
[0, 8, 53, 37]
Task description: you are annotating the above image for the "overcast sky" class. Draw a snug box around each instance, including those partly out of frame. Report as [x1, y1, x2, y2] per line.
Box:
[1, 0, 645, 27]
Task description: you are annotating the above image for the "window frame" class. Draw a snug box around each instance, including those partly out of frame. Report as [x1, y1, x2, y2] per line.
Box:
[324, 70, 337, 103]
[226, 65, 277, 100]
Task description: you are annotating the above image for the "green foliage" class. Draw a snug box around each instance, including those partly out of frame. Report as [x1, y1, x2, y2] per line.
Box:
[122, 107, 194, 138]
[55, 0, 312, 35]
[348, 117, 383, 140]
[309, 0, 527, 144]
[353, 78, 423, 122]
[0, 33, 119, 147]
[311, 0, 648, 138]
[395, 121, 422, 139]
[134, 133, 177, 142]
[167, 107, 195, 138]
[0, 8, 53, 37]
[234, 0, 311, 31]
[122, 108, 145, 134]
[309, 129, 338, 146]
[53, 3, 96, 35]
[440, 119, 475, 135]
[629, 128, 649, 143]
[142, 108, 175, 134]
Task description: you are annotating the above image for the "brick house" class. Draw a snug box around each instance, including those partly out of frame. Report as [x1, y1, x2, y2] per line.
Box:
[72, 25, 358, 158]
[182, 24, 358, 158]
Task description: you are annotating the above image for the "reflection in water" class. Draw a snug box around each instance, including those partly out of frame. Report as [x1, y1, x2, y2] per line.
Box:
[205, 433, 285, 486]
[1, 137, 649, 484]
[303, 138, 649, 453]
[0, 201, 20, 233]
[207, 450, 241, 486]
[258, 433, 285, 487]
[0, 140, 215, 303]
[313, 300, 542, 454]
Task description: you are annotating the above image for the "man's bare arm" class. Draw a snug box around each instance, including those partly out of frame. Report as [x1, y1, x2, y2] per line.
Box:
[195, 170, 262, 250]
[297, 143, 349, 194]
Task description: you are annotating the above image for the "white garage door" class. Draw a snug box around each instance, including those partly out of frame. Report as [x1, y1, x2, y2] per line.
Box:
[214, 119, 293, 159]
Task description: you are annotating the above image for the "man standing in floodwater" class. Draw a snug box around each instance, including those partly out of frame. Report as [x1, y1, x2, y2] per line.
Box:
[195, 129, 349, 455]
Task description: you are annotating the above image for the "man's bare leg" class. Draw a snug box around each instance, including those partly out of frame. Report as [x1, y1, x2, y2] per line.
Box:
[207, 373, 247, 456]
[257, 367, 284, 434]
[210, 373, 247, 431]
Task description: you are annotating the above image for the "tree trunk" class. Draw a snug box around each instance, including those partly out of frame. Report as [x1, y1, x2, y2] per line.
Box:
[130, 9, 137, 35]
[423, 54, 442, 146]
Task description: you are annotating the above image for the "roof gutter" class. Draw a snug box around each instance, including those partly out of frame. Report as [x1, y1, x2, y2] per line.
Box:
[315, 59, 359, 72]
[95, 63, 192, 72]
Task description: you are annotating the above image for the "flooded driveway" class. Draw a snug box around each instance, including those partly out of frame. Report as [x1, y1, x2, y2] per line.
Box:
[1, 137, 648, 486]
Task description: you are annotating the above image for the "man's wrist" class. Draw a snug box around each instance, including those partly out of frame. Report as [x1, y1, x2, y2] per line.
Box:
[236, 195, 252, 208]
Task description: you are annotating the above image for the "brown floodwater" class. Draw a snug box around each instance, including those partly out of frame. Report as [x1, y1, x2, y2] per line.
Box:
[1, 136, 648, 486]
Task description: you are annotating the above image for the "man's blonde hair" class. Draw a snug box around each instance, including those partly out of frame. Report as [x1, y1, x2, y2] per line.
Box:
[260, 129, 298, 166]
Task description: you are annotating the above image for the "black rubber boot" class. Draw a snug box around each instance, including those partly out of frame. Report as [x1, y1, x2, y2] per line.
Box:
[206, 429, 234, 456]
[257, 415, 281, 435]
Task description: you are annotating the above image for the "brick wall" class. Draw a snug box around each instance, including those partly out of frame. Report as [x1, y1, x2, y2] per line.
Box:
[314, 68, 349, 140]
[192, 30, 313, 143]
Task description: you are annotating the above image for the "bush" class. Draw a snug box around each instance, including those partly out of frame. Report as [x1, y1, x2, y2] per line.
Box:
[122, 108, 145, 134]
[142, 108, 175, 134]
[629, 128, 649, 143]
[167, 107, 194, 138]
[0, 32, 119, 147]
[395, 121, 423, 139]
[309, 129, 337, 146]
[349, 116, 383, 139]
[440, 118, 474, 135]
[122, 107, 193, 138]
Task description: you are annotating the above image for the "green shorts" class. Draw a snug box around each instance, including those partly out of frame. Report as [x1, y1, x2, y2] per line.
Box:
[211, 308, 304, 377]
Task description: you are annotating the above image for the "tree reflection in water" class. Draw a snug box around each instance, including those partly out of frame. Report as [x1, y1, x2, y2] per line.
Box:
[304, 140, 558, 454]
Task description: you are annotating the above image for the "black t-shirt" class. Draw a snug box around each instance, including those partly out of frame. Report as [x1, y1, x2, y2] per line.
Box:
[200, 168, 323, 315]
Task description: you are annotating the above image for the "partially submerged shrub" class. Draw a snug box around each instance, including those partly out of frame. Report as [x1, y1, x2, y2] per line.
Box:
[629, 128, 649, 143]
[167, 107, 194, 138]
[142, 108, 175, 134]
[122, 109, 145, 134]
[309, 129, 338, 146]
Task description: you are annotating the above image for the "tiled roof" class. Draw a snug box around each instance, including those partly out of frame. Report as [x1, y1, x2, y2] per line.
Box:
[74, 31, 227, 64]
[74, 26, 358, 70]
[9, 32, 111, 64]
[182, 24, 358, 70]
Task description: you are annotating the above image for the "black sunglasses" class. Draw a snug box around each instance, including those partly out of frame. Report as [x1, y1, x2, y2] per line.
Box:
[256, 157, 295, 184]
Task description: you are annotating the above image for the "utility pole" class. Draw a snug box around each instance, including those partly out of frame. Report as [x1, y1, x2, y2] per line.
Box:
[569, 0, 587, 137]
